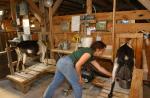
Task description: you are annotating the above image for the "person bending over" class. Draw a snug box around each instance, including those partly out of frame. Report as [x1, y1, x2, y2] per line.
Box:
[43, 41, 112, 98]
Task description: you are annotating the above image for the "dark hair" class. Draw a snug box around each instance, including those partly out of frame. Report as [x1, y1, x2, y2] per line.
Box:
[90, 41, 106, 51]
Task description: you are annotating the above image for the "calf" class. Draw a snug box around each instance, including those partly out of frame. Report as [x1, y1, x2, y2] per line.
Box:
[15, 40, 47, 71]
[108, 40, 134, 98]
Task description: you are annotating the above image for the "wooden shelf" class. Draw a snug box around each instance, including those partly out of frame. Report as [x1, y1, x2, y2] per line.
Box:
[81, 19, 96, 24]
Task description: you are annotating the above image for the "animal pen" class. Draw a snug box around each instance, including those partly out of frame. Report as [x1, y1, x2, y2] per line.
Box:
[0, 0, 149, 98]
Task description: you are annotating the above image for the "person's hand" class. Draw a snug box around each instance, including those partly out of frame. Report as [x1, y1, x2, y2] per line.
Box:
[79, 76, 84, 85]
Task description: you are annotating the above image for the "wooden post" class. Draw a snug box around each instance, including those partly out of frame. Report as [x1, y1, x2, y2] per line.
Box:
[86, 0, 92, 14]
[6, 43, 14, 75]
[112, 0, 116, 61]
[49, 7, 54, 58]
[10, 0, 17, 26]
[39, 0, 46, 40]
[129, 68, 143, 98]
[136, 36, 143, 69]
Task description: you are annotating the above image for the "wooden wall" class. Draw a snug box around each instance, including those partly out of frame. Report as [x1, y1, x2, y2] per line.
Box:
[52, 10, 150, 47]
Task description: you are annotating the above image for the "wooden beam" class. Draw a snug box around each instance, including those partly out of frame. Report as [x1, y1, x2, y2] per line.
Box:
[53, 10, 150, 20]
[112, 0, 116, 61]
[39, 0, 46, 35]
[138, 0, 150, 10]
[115, 23, 150, 33]
[95, 10, 150, 20]
[10, 0, 16, 23]
[129, 68, 143, 98]
[86, 0, 92, 14]
[52, 0, 63, 16]
[49, 7, 54, 58]
[26, 0, 43, 23]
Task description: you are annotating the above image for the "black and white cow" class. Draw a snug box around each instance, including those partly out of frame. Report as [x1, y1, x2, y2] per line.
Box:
[108, 40, 134, 98]
[15, 40, 47, 71]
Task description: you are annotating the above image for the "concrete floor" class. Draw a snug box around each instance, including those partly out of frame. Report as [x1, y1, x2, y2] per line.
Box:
[0, 74, 150, 98]
[0, 74, 102, 98]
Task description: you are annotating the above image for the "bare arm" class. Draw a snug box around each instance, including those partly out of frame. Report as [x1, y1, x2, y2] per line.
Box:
[75, 53, 91, 84]
[112, 58, 119, 82]
[91, 60, 112, 77]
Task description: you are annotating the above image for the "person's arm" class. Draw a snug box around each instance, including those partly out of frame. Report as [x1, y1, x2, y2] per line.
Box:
[91, 60, 112, 77]
[75, 53, 91, 84]
[112, 58, 119, 81]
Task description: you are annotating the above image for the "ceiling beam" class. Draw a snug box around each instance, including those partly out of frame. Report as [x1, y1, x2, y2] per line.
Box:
[138, 0, 150, 10]
[52, 0, 63, 16]
[26, 0, 43, 23]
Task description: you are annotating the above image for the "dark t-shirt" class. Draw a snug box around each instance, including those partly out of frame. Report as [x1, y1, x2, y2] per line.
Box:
[69, 47, 95, 65]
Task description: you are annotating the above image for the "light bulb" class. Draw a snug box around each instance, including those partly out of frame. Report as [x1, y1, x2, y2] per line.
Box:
[44, 0, 53, 7]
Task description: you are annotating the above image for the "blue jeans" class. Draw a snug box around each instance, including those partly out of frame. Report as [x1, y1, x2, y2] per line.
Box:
[43, 56, 82, 98]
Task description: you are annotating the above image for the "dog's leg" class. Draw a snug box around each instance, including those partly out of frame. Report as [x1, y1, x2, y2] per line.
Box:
[108, 58, 119, 98]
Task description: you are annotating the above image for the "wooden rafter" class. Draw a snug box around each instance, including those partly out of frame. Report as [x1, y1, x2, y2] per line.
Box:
[26, 0, 43, 23]
[52, 0, 63, 16]
[138, 0, 150, 10]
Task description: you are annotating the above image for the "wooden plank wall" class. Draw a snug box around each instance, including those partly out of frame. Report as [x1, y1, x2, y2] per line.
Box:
[51, 10, 150, 69]
[52, 10, 150, 46]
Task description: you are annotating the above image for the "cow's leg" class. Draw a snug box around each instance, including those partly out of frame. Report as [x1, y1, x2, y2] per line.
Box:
[16, 56, 22, 72]
[40, 46, 46, 63]
[22, 53, 27, 71]
[15, 48, 22, 72]
[108, 58, 119, 98]
[37, 41, 47, 63]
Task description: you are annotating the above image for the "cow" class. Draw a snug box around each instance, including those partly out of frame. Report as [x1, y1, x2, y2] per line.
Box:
[108, 39, 135, 98]
[15, 40, 47, 71]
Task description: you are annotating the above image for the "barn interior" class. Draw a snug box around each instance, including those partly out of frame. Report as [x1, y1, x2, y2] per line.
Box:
[0, 0, 150, 98]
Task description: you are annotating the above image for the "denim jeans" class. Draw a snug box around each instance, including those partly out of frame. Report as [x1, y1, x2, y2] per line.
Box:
[43, 56, 82, 98]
